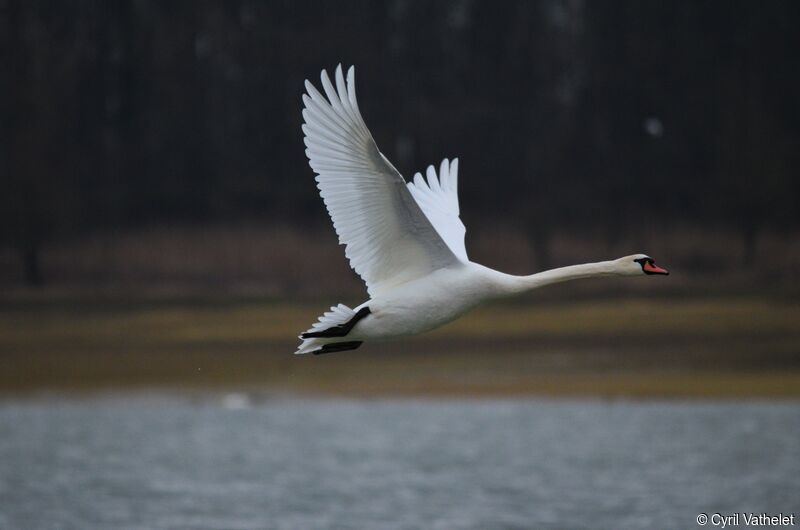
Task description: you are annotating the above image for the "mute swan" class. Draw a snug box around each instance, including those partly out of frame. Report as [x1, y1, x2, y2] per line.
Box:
[296, 65, 668, 355]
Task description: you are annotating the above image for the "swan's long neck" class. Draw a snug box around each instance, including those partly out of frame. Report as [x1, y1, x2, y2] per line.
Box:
[497, 260, 618, 295]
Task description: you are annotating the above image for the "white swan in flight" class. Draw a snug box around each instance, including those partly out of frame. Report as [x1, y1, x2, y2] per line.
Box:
[296, 65, 669, 355]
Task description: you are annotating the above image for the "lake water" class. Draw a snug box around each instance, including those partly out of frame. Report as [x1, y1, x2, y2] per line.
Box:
[0, 395, 798, 530]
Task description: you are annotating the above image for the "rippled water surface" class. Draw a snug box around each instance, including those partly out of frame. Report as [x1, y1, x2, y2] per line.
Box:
[0, 395, 798, 530]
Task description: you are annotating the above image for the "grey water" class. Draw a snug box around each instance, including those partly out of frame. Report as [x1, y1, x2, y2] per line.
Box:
[0, 395, 798, 530]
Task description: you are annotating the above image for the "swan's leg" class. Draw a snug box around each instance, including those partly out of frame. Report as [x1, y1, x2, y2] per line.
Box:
[311, 341, 363, 355]
[301, 306, 371, 339]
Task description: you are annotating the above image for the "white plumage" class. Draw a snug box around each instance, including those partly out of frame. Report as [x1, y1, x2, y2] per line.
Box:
[302, 66, 458, 299]
[407, 159, 468, 262]
[296, 65, 669, 355]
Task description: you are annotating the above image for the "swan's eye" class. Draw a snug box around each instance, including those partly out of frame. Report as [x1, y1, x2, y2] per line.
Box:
[633, 257, 654, 272]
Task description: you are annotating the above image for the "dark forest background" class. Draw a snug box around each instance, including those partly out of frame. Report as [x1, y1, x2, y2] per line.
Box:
[2, 0, 799, 294]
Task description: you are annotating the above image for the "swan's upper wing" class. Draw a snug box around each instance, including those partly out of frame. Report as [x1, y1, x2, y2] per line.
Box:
[302, 65, 460, 297]
[406, 159, 468, 262]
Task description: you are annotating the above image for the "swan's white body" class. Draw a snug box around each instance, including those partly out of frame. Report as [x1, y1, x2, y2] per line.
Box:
[296, 65, 668, 354]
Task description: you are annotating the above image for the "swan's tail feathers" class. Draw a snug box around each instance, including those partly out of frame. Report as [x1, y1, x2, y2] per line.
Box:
[295, 304, 368, 355]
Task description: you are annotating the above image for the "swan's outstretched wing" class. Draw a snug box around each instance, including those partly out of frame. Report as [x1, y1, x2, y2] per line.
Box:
[406, 159, 468, 261]
[302, 65, 460, 297]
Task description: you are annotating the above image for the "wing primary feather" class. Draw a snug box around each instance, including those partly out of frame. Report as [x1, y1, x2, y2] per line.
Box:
[335, 65, 361, 127]
[345, 67, 366, 130]
[439, 159, 450, 192]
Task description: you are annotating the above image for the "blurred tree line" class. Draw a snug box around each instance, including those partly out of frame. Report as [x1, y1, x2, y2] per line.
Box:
[1, 0, 798, 285]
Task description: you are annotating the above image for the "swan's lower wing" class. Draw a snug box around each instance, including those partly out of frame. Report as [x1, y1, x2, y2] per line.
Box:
[302, 65, 459, 297]
[407, 158, 468, 262]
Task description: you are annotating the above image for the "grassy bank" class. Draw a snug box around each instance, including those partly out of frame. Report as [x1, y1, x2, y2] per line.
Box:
[1, 295, 798, 398]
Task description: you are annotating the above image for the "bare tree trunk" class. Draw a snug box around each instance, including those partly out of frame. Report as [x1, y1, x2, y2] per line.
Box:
[21, 244, 43, 287]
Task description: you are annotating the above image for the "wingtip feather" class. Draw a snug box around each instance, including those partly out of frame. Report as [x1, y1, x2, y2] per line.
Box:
[440, 159, 450, 190]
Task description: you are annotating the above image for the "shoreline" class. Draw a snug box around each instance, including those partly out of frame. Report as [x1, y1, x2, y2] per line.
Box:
[3, 371, 800, 400]
[2, 295, 798, 399]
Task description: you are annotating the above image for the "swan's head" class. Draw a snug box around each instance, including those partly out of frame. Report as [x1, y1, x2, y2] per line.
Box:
[615, 254, 670, 276]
